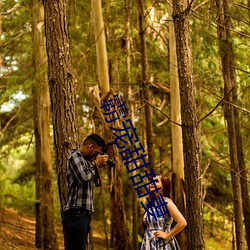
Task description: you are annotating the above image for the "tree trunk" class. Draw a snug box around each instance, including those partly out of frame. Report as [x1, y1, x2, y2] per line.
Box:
[32, 0, 43, 245]
[132, 185, 138, 250]
[92, 0, 110, 95]
[112, 154, 129, 250]
[249, 0, 250, 26]
[125, 0, 138, 248]
[91, 2, 111, 247]
[91, 1, 129, 248]
[43, 0, 78, 210]
[137, 0, 155, 168]
[235, 110, 250, 248]
[172, 1, 204, 249]
[216, 0, 246, 248]
[168, 3, 186, 249]
[0, 0, 3, 233]
[97, 98, 129, 250]
[100, 184, 109, 250]
[32, 1, 58, 249]
[0, 0, 2, 67]
[232, 219, 236, 250]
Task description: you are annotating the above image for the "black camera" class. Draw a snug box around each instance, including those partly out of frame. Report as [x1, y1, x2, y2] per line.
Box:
[101, 139, 116, 168]
[93, 139, 116, 187]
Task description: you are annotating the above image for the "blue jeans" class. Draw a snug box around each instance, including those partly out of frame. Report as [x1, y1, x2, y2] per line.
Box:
[62, 208, 91, 250]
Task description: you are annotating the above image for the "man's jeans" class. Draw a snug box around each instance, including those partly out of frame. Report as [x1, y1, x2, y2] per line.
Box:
[62, 208, 91, 250]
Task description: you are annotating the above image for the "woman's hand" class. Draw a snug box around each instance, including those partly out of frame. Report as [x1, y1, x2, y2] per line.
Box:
[154, 230, 169, 240]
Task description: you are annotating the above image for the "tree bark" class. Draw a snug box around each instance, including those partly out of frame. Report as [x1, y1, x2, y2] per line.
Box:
[172, 1, 204, 249]
[137, 0, 155, 168]
[0, 0, 3, 234]
[32, 0, 58, 249]
[168, 3, 186, 249]
[249, 0, 250, 26]
[100, 184, 109, 250]
[216, 0, 246, 248]
[235, 111, 250, 249]
[43, 0, 78, 210]
[91, 2, 111, 247]
[0, 0, 2, 67]
[124, 0, 139, 248]
[92, 0, 110, 95]
[91, 1, 129, 248]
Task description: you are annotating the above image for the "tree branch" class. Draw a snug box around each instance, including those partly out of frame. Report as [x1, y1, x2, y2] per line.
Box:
[143, 99, 182, 127]
[1, 107, 21, 135]
[192, 0, 210, 12]
[2, 4, 20, 16]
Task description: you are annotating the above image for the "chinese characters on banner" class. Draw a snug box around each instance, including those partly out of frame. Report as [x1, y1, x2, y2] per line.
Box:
[100, 94, 170, 221]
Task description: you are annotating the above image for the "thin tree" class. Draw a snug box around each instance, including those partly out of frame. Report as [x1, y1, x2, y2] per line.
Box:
[92, 1, 110, 248]
[32, 0, 58, 249]
[235, 112, 250, 248]
[92, 1, 129, 249]
[0, 0, 2, 67]
[172, 0, 204, 249]
[92, 0, 109, 95]
[216, 0, 246, 248]
[125, 0, 138, 248]
[43, 0, 78, 210]
[249, 0, 250, 25]
[0, 0, 2, 225]
[168, 3, 186, 249]
[137, 0, 155, 168]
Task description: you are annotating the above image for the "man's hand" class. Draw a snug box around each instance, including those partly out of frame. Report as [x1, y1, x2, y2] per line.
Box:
[94, 154, 108, 167]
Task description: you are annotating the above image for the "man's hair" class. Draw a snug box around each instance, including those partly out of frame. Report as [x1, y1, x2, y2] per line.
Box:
[83, 134, 105, 148]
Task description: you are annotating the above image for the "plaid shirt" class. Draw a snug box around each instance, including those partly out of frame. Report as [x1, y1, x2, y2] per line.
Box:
[64, 149, 97, 212]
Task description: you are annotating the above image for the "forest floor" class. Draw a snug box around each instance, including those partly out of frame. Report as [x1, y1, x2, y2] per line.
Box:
[0, 207, 108, 250]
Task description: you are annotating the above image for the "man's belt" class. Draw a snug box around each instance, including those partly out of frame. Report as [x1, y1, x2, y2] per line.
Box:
[63, 207, 90, 216]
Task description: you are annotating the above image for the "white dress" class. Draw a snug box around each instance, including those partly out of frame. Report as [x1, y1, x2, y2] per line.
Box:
[141, 205, 180, 250]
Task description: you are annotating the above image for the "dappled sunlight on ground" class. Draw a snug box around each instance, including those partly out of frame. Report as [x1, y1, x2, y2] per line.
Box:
[0, 207, 108, 250]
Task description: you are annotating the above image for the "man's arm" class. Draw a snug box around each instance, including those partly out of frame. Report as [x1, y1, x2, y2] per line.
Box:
[68, 151, 95, 183]
[69, 151, 108, 184]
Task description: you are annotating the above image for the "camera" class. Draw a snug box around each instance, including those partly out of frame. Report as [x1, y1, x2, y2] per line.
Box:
[93, 139, 116, 187]
[101, 139, 116, 168]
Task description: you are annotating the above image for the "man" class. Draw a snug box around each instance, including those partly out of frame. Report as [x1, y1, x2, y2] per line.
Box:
[62, 134, 108, 250]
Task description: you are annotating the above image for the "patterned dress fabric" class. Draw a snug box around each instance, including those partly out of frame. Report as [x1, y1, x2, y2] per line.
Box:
[141, 205, 180, 250]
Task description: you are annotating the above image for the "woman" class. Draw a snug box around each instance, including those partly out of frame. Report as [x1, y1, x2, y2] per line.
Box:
[141, 174, 187, 250]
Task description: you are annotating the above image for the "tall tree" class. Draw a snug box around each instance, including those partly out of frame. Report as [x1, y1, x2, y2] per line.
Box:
[249, 0, 250, 25]
[172, 0, 204, 249]
[92, 0, 109, 94]
[90, 87, 130, 250]
[91, 1, 111, 249]
[137, 0, 155, 168]
[92, 1, 129, 249]
[235, 112, 250, 248]
[0, 0, 2, 67]
[168, 3, 186, 249]
[32, 1, 58, 249]
[216, 0, 247, 248]
[0, 0, 2, 222]
[43, 0, 78, 210]
[125, 0, 138, 248]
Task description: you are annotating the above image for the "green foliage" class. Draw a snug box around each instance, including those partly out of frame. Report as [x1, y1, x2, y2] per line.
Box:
[13, 163, 36, 184]
[2, 180, 36, 216]
[204, 206, 233, 249]
[1, 0, 34, 155]
[0, 139, 36, 215]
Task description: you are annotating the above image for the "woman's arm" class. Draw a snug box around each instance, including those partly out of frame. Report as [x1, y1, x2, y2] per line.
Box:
[154, 199, 187, 240]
